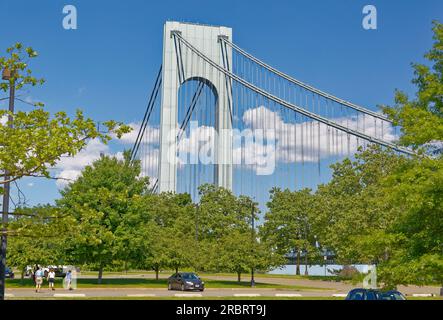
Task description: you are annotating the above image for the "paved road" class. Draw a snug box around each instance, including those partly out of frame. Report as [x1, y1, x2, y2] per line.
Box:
[6, 274, 440, 298]
[5, 288, 341, 299]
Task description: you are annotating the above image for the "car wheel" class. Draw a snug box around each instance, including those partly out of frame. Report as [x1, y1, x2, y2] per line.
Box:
[181, 284, 185, 291]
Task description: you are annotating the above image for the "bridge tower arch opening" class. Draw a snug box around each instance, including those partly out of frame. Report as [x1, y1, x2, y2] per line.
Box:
[176, 77, 219, 198]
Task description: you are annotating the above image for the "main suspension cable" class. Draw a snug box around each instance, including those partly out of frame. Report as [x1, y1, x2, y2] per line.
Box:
[174, 33, 415, 156]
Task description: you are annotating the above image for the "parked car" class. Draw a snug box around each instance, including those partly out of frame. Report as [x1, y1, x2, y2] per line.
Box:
[5, 267, 14, 279]
[346, 288, 406, 300]
[167, 272, 205, 291]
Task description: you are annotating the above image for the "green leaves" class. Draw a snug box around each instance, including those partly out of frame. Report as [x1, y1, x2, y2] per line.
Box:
[382, 21, 443, 150]
[56, 154, 149, 278]
[7, 205, 76, 276]
[260, 188, 319, 274]
[375, 21, 443, 285]
[0, 43, 44, 92]
[0, 43, 133, 189]
[0, 107, 131, 186]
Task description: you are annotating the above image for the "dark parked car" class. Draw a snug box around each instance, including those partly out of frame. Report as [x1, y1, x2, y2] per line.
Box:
[346, 288, 406, 300]
[5, 267, 14, 279]
[168, 272, 205, 291]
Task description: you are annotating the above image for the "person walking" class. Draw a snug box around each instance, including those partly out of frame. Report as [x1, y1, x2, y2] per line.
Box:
[47, 268, 56, 291]
[32, 264, 38, 285]
[65, 270, 73, 290]
[35, 267, 44, 293]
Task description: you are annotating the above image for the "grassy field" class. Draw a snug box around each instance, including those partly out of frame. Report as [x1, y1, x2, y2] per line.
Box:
[75, 270, 442, 287]
[6, 277, 330, 291]
[77, 270, 340, 281]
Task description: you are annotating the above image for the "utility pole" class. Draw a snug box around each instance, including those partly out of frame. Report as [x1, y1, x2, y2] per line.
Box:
[195, 203, 199, 273]
[195, 204, 199, 242]
[250, 201, 255, 288]
[1, 67, 15, 300]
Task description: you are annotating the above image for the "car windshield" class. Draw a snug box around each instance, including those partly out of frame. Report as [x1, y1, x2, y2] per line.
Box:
[348, 290, 365, 300]
[365, 290, 382, 300]
[182, 273, 199, 280]
[382, 292, 406, 300]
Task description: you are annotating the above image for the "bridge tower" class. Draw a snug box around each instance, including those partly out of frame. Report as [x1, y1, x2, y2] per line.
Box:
[158, 21, 233, 193]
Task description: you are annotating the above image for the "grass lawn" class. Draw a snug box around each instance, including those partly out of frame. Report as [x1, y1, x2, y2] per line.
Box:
[78, 270, 340, 281]
[6, 277, 331, 291]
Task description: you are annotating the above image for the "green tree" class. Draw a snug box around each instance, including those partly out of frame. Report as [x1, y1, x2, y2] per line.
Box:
[197, 184, 251, 241]
[261, 188, 317, 275]
[312, 146, 407, 265]
[211, 229, 282, 283]
[374, 21, 443, 289]
[115, 192, 194, 278]
[382, 21, 443, 151]
[57, 153, 149, 283]
[376, 157, 443, 288]
[0, 43, 130, 191]
[7, 205, 75, 281]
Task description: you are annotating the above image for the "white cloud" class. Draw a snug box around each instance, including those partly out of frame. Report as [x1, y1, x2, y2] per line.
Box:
[53, 123, 161, 189]
[118, 122, 160, 145]
[24, 96, 36, 105]
[54, 106, 396, 186]
[139, 147, 159, 187]
[242, 106, 397, 163]
[54, 138, 110, 188]
[170, 106, 397, 175]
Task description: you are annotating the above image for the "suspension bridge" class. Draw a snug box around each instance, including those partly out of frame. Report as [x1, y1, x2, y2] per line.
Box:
[130, 21, 413, 202]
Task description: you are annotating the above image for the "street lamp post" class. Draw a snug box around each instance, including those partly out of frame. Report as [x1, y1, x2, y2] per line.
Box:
[195, 203, 199, 242]
[1, 67, 15, 300]
[250, 200, 255, 288]
[194, 203, 199, 273]
[324, 254, 327, 277]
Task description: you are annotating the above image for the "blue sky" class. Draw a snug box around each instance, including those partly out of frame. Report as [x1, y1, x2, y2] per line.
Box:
[1, 0, 442, 207]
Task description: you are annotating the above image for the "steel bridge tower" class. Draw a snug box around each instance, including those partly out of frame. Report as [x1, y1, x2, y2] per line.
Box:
[158, 21, 233, 193]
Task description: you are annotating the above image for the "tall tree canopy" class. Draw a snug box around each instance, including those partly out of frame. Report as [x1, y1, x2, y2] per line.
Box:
[56, 153, 149, 283]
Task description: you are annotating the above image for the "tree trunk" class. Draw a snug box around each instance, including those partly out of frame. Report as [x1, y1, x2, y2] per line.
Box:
[304, 250, 309, 276]
[296, 249, 301, 276]
[237, 272, 241, 283]
[20, 268, 25, 284]
[155, 266, 159, 281]
[175, 267, 178, 274]
[98, 266, 103, 284]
